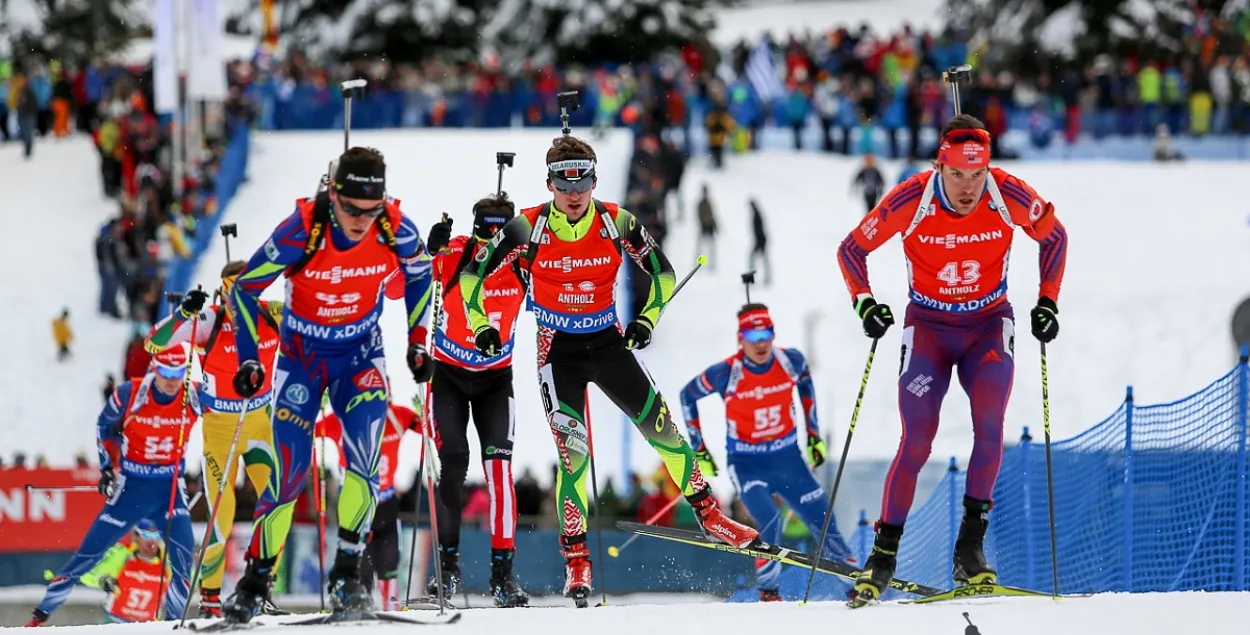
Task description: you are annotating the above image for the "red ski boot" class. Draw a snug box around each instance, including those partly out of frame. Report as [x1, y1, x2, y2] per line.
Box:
[560, 534, 593, 608]
[759, 589, 783, 602]
[690, 493, 760, 548]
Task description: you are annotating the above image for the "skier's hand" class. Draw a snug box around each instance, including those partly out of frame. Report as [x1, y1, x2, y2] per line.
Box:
[694, 448, 719, 477]
[1030, 297, 1059, 343]
[426, 215, 453, 254]
[855, 297, 894, 339]
[406, 343, 435, 384]
[233, 360, 265, 398]
[807, 436, 828, 468]
[473, 325, 502, 357]
[97, 468, 117, 498]
[99, 576, 118, 594]
[179, 288, 210, 318]
[623, 318, 653, 350]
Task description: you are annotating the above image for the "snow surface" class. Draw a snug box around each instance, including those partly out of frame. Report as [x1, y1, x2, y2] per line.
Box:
[0, 138, 131, 465]
[2, 592, 1244, 633]
[8, 130, 1250, 509]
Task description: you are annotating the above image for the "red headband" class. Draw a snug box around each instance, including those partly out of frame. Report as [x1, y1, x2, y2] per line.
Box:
[937, 128, 991, 170]
[738, 308, 774, 333]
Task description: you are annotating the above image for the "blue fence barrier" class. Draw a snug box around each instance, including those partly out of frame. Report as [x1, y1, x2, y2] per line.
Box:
[159, 122, 253, 316]
[829, 348, 1250, 602]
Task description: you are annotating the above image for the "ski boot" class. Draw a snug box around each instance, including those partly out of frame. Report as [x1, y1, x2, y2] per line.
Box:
[425, 545, 461, 605]
[953, 496, 997, 586]
[327, 550, 374, 614]
[689, 491, 761, 549]
[26, 609, 49, 627]
[261, 579, 290, 616]
[489, 548, 530, 608]
[560, 534, 593, 608]
[849, 521, 904, 607]
[222, 557, 275, 624]
[759, 589, 783, 603]
[199, 588, 223, 618]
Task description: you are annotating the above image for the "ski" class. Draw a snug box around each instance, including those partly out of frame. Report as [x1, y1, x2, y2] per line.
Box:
[901, 583, 1059, 604]
[615, 521, 940, 597]
[286, 610, 461, 626]
[186, 620, 259, 632]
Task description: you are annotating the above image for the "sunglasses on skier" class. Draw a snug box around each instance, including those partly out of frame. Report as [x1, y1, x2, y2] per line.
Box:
[741, 328, 775, 343]
[942, 128, 991, 144]
[549, 176, 596, 194]
[336, 198, 386, 218]
[154, 364, 187, 380]
[135, 527, 162, 541]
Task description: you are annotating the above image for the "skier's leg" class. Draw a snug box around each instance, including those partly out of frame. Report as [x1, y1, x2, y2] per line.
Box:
[468, 366, 517, 551]
[727, 459, 782, 593]
[430, 363, 472, 555]
[199, 410, 241, 601]
[879, 316, 957, 526]
[325, 333, 391, 609]
[468, 366, 528, 606]
[227, 346, 324, 621]
[32, 478, 143, 621]
[592, 337, 758, 548]
[154, 481, 195, 620]
[773, 452, 852, 560]
[537, 327, 595, 598]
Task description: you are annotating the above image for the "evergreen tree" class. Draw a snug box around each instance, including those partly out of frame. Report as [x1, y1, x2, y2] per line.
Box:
[5, 0, 140, 61]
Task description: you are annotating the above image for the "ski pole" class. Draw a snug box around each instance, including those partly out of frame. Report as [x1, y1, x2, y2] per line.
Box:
[801, 337, 878, 604]
[403, 390, 429, 608]
[420, 266, 449, 615]
[220, 224, 238, 262]
[160, 307, 200, 622]
[607, 495, 683, 557]
[25, 484, 97, 493]
[584, 389, 608, 607]
[671, 255, 707, 299]
[177, 399, 250, 628]
[313, 437, 328, 612]
[1040, 342, 1060, 598]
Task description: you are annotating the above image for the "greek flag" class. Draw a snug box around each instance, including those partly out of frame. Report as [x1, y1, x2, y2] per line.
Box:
[746, 39, 785, 103]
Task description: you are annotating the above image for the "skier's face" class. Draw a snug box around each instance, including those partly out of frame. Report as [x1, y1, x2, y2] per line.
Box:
[548, 177, 595, 219]
[740, 333, 774, 364]
[938, 165, 988, 216]
[331, 191, 385, 242]
[134, 529, 162, 557]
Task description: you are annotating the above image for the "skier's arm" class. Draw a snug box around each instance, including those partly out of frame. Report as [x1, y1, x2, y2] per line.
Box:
[395, 215, 435, 345]
[81, 544, 130, 588]
[461, 215, 532, 333]
[837, 174, 920, 306]
[679, 361, 732, 453]
[97, 382, 132, 470]
[614, 207, 676, 329]
[999, 172, 1068, 303]
[145, 305, 216, 352]
[783, 348, 820, 437]
[228, 210, 307, 363]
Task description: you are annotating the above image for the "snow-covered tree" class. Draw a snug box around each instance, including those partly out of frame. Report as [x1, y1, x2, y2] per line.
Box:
[1, 0, 142, 60]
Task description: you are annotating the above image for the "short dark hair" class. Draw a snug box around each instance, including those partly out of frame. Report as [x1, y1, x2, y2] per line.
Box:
[546, 136, 597, 164]
[336, 146, 385, 178]
[221, 260, 247, 278]
[939, 114, 987, 138]
[738, 302, 769, 317]
[473, 192, 514, 217]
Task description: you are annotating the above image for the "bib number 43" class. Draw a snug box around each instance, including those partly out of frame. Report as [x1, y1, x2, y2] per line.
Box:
[937, 260, 981, 287]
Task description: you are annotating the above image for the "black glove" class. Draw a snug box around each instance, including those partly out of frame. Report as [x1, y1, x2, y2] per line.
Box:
[406, 343, 434, 383]
[99, 576, 118, 594]
[855, 297, 894, 339]
[1030, 297, 1059, 343]
[233, 360, 266, 398]
[807, 435, 828, 468]
[474, 326, 502, 357]
[179, 288, 210, 317]
[98, 468, 117, 498]
[623, 319, 653, 350]
[427, 217, 453, 254]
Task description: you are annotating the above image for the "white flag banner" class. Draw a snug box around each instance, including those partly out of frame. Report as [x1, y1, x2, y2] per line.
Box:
[153, 0, 178, 114]
[187, 0, 227, 100]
